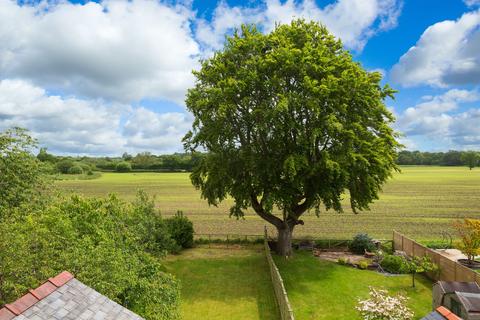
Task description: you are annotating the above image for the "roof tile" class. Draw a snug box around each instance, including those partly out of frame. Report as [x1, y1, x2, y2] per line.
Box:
[436, 306, 462, 320]
[5, 293, 38, 315]
[48, 271, 74, 287]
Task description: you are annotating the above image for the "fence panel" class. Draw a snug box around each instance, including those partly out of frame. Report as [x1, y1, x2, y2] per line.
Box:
[264, 227, 295, 320]
[393, 231, 478, 284]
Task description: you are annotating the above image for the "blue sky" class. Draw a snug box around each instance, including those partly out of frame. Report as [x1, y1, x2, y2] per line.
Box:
[0, 0, 479, 155]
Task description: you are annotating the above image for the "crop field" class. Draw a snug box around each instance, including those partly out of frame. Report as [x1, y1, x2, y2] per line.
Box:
[56, 166, 480, 240]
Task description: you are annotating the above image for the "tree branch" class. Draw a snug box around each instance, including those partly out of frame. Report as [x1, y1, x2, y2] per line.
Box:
[250, 193, 283, 228]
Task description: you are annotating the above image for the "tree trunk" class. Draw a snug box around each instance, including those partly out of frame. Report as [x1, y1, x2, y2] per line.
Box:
[276, 225, 294, 257]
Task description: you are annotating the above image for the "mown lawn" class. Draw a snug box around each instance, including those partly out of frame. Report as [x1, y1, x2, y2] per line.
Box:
[55, 166, 480, 239]
[274, 251, 433, 320]
[163, 245, 279, 320]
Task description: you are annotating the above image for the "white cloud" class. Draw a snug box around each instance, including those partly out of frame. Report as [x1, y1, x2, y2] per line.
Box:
[123, 107, 192, 151]
[395, 89, 480, 149]
[0, 0, 404, 154]
[196, 0, 403, 52]
[465, 0, 480, 7]
[0, 0, 199, 104]
[0, 79, 191, 155]
[391, 10, 480, 87]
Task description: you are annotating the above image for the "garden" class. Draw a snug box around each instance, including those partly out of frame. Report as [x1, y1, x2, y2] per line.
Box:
[275, 251, 433, 319]
[163, 245, 279, 320]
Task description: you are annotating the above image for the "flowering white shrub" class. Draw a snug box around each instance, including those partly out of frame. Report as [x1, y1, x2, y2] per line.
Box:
[356, 287, 414, 320]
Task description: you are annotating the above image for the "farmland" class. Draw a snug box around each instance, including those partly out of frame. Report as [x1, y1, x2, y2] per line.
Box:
[56, 166, 480, 240]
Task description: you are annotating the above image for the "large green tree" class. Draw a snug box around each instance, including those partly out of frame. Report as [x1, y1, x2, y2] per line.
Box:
[184, 20, 400, 256]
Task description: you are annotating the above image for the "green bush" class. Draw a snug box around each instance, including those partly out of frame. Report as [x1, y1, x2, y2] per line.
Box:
[338, 257, 348, 265]
[166, 211, 194, 249]
[116, 161, 132, 172]
[0, 192, 180, 320]
[56, 159, 74, 174]
[380, 255, 409, 274]
[68, 164, 83, 174]
[78, 162, 92, 172]
[358, 260, 369, 270]
[349, 233, 376, 254]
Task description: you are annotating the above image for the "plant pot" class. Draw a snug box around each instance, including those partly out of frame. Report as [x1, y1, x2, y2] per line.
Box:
[458, 259, 480, 269]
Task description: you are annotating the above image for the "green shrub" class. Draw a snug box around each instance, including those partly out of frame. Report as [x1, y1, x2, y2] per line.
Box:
[56, 159, 74, 174]
[0, 192, 180, 319]
[78, 162, 92, 172]
[116, 161, 132, 172]
[68, 164, 83, 174]
[380, 255, 408, 274]
[349, 233, 376, 254]
[166, 211, 194, 249]
[358, 260, 369, 270]
[338, 257, 348, 265]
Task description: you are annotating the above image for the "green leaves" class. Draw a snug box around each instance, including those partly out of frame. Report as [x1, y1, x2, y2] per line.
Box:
[184, 20, 400, 233]
[0, 193, 180, 319]
[0, 127, 48, 218]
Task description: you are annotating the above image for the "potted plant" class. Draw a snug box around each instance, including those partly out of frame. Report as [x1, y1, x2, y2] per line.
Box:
[453, 219, 480, 268]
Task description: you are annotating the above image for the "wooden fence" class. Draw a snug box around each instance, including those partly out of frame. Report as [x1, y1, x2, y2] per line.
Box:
[393, 231, 479, 283]
[264, 227, 295, 320]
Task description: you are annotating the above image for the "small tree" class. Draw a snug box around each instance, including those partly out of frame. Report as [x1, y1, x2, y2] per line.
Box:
[404, 256, 438, 288]
[184, 20, 400, 256]
[68, 164, 84, 174]
[453, 219, 480, 264]
[357, 287, 413, 320]
[56, 159, 75, 174]
[116, 161, 132, 172]
[461, 151, 480, 170]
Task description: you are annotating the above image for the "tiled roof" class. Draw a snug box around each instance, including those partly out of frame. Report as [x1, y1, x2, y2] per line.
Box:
[0, 271, 143, 320]
[421, 306, 463, 320]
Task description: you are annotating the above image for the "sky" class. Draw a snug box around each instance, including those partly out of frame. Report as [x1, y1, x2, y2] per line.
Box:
[0, 0, 479, 155]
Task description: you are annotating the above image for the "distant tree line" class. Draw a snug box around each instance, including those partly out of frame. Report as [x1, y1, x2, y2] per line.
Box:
[36, 148, 206, 174]
[397, 150, 480, 169]
[36, 148, 479, 175]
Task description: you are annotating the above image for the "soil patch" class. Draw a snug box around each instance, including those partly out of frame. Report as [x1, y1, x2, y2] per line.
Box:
[314, 250, 367, 264]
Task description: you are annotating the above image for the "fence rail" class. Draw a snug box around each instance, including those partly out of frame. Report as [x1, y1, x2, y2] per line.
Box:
[393, 231, 479, 283]
[264, 227, 295, 320]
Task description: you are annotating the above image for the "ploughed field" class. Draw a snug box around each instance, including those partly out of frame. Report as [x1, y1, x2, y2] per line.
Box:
[56, 166, 480, 240]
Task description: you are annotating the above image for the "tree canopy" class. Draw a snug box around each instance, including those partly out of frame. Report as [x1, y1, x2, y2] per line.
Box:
[184, 20, 400, 256]
[0, 127, 46, 217]
[461, 151, 480, 170]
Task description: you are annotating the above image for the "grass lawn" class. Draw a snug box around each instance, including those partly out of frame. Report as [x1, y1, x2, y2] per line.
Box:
[162, 245, 279, 320]
[274, 251, 433, 320]
[56, 166, 480, 239]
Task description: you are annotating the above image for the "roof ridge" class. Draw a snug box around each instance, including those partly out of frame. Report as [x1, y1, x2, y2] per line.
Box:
[0, 271, 74, 320]
[436, 306, 463, 320]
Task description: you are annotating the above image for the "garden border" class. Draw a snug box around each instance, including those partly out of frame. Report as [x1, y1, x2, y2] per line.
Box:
[393, 231, 479, 283]
[264, 226, 295, 320]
